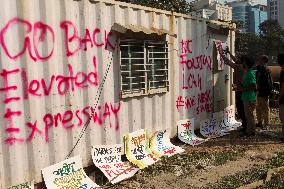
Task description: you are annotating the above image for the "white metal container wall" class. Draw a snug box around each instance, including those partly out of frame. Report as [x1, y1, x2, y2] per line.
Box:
[0, 0, 233, 187]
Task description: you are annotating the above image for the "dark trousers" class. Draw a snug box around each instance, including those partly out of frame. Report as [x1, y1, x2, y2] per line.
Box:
[236, 92, 247, 130]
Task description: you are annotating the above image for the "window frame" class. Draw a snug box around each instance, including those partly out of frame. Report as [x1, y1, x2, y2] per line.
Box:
[119, 39, 169, 99]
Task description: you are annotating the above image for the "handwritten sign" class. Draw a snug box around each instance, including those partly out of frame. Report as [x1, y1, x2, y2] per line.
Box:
[42, 156, 100, 189]
[200, 118, 227, 138]
[150, 130, 184, 157]
[7, 181, 34, 189]
[177, 119, 207, 146]
[92, 144, 139, 184]
[215, 40, 227, 70]
[124, 129, 159, 169]
[224, 105, 242, 129]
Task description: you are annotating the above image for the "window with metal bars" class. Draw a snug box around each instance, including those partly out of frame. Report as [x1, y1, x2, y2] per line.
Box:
[120, 40, 169, 98]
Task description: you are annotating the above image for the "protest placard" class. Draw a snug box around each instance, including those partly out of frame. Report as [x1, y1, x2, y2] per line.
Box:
[42, 156, 100, 189]
[92, 144, 139, 184]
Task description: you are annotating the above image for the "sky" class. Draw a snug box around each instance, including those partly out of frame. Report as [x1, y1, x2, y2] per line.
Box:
[187, 0, 267, 5]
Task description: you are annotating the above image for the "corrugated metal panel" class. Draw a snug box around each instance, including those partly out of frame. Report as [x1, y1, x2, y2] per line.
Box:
[0, 0, 234, 187]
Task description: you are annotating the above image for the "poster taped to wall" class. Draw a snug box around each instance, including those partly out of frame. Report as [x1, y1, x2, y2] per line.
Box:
[150, 129, 184, 157]
[177, 119, 207, 146]
[215, 40, 228, 70]
[124, 129, 159, 169]
[92, 144, 139, 184]
[42, 156, 100, 189]
[7, 181, 34, 189]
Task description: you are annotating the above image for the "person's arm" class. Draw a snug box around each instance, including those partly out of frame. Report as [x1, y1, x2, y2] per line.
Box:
[227, 51, 238, 63]
[219, 51, 239, 70]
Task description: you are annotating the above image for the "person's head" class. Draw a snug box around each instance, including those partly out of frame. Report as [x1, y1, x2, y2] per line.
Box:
[241, 55, 255, 71]
[278, 54, 284, 69]
[256, 55, 268, 67]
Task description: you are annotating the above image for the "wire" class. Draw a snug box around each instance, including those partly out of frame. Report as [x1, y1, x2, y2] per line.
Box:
[65, 58, 113, 159]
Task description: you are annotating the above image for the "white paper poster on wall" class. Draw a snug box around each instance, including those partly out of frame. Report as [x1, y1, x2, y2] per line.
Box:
[124, 129, 159, 169]
[42, 156, 100, 189]
[214, 111, 235, 133]
[215, 40, 228, 70]
[177, 119, 207, 146]
[200, 118, 227, 138]
[92, 144, 139, 184]
[150, 129, 184, 157]
[7, 181, 34, 189]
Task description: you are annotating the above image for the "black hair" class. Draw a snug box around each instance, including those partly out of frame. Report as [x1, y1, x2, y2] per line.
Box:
[278, 54, 284, 66]
[241, 55, 255, 69]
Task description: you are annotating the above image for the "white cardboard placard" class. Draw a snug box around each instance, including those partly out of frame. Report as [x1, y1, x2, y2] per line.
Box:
[177, 119, 207, 146]
[125, 129, 159, 169]
[42, 156, 100, 189]
[150, 129, 184, 157]
[92, 144, 139, 184]
[224, 105, 242, 128]
[200, 118, 226, 138]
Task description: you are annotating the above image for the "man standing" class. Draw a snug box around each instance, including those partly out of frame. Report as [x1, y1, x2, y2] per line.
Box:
[221, 48, 247, 132]
[256, 55, 273, 130]
[241, 56, 257, 136]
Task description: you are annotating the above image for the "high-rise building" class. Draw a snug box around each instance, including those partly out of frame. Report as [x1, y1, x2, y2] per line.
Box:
[267, 0, 284, 28]
[249, 5, 268, 34]
[227, 0, 251, 32]
[227, 0, 267, 33]
[191, 0, 232, 22]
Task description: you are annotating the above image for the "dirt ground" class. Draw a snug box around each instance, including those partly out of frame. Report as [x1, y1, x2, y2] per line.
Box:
[102, 108, 284, 189]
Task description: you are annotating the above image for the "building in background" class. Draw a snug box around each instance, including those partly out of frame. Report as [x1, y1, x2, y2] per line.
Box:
[226, 0, 267, 33]
[227, 0, 252, 32]
[191, 0, 232, 22]
[249, 4, 267, 34]
[267, 0, 284, 28]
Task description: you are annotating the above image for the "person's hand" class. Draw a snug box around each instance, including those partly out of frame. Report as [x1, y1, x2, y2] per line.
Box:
[224, 46, 229, 54]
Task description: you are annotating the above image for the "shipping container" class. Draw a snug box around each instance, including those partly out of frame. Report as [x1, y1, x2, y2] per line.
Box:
[0, 0, 235, 187]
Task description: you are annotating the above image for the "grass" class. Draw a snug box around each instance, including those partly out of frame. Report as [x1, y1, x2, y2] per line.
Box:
[205, 152, 284, 189]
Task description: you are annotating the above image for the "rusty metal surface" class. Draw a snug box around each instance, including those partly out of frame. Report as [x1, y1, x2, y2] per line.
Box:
[0, 0, 233, 187]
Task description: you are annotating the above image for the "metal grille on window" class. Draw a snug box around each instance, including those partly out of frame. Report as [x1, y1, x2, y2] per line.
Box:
[146, 41, 169, 92]
[120, 40, 169, 97]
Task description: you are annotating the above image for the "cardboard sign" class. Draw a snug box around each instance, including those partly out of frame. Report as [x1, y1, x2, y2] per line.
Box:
[92, 144, 139, 184]
[124, 129, 159, 169]
[215, 40, 227, 70]
[177, 119, 207, 146]
[213, 111, 235, 133]
[7, 181, 34, 189]
[200, 118, 227, 138]
[42, 156, 100, 189]
[224, 105, 242, 129]
[150, 130, 184, 157]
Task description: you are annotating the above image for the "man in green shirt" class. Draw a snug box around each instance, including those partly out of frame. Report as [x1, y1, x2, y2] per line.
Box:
[241, 56, 257, 136]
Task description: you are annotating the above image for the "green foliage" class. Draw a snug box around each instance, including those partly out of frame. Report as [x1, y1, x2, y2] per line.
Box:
[116, 0, 192, 14]
[235, 20, 284, 62]
[259, 20, 284, 58]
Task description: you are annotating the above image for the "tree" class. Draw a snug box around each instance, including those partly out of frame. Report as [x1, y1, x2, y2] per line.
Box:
[259, 20, 284, 59]
[117, 0, 192, 14]
[235, 32, 262, 59]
